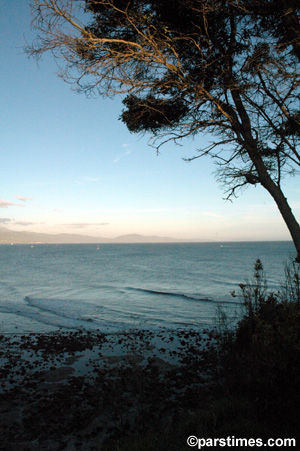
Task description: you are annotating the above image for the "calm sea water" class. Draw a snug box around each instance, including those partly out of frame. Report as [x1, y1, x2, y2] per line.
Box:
[0, 241, 295, 334]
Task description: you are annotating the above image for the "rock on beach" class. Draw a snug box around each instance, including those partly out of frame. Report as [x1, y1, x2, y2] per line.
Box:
[0, 328, 216, 450]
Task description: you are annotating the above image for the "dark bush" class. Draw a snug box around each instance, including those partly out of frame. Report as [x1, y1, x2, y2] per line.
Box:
[218, 258, 300, 434]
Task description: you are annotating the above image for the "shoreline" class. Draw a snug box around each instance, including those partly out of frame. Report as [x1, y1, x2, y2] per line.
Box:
[0, 305, 218, 335]
[0, 328, 217, 450]
[0, 328, 214, 389]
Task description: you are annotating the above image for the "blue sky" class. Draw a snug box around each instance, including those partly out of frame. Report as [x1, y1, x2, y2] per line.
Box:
[1, 1, 299, 241]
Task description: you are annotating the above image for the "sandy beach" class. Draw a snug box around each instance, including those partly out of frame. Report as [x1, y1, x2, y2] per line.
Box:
[0, 328, 216, 450]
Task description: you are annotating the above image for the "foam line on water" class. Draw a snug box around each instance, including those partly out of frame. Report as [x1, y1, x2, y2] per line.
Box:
[126, 287, 241, 305]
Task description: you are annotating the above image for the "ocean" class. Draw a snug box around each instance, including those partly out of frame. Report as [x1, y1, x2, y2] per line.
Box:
[0, 241, 295, 334]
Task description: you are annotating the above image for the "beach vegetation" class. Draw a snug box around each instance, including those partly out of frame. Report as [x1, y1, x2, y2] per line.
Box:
[213, 258, 300, 437]
[26, 0, 300, 260]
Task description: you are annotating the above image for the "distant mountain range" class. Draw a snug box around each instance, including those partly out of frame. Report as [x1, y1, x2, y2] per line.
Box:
[0, 226, 189, 244]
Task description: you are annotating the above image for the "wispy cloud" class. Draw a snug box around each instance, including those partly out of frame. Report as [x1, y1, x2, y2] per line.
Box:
[113, 144, 133, 163]
[1, 196, 33, 209]
[14, 221, 42, 226]
[15, 196, 33, 202]
[60, 222, 110, 229]
[0, 218, 12, 224]
[82, 177, 101, 182]
[0, 199, 22, 208]
[75, 176, 101, 185]
[0, 218, 43, 227]
[122, 144, 132, 155]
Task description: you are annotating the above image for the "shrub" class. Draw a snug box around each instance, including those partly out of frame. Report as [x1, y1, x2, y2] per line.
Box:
[218, 258, 300, 435]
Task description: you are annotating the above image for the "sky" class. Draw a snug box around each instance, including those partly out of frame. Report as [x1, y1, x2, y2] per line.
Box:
[1, 1, 299, 241]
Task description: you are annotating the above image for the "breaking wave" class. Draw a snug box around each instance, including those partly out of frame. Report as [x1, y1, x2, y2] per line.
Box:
[125, 287, 241, 305]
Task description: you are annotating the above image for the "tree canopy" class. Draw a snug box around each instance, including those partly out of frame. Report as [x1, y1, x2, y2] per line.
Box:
[27, 0, 300, 259]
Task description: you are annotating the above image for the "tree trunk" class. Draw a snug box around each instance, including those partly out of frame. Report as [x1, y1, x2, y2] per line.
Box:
[230, 88, 300, 261]
[265, 182, 300, 262]
[245, 138, 300, 262]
